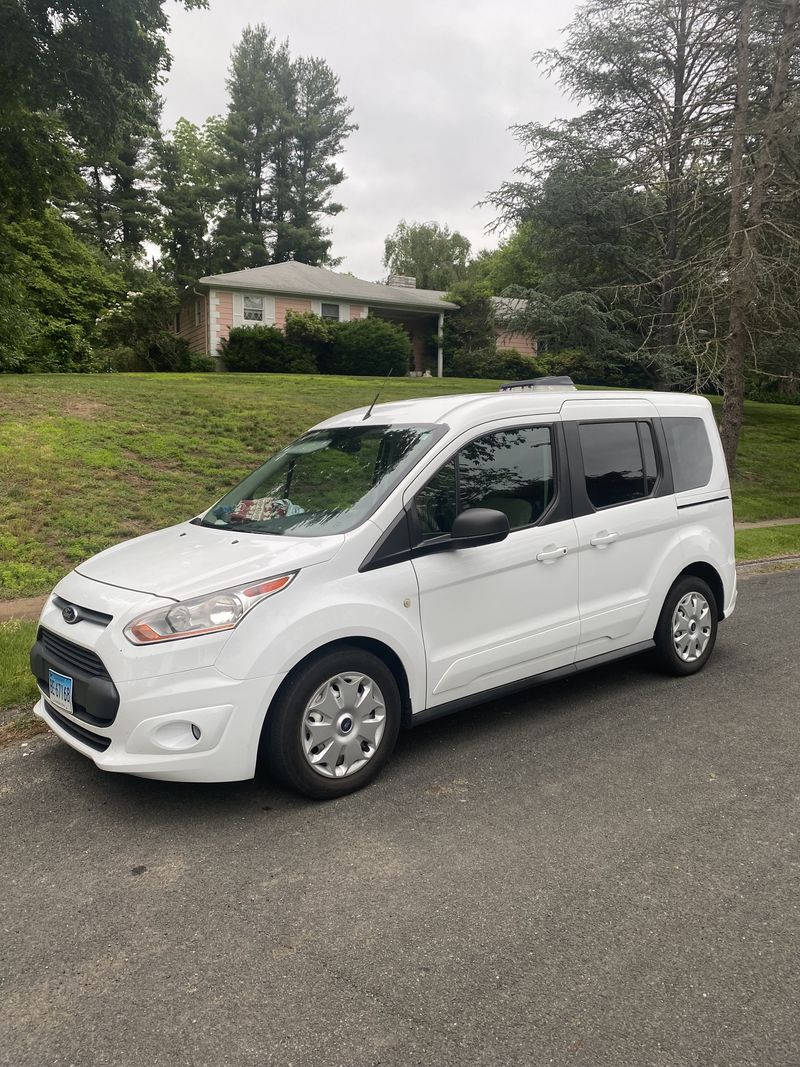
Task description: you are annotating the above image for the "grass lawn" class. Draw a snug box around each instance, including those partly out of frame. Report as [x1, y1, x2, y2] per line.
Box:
[0, 373, 798, 601]
[0, 619, 41, 742]
[735, 524, 800, 561]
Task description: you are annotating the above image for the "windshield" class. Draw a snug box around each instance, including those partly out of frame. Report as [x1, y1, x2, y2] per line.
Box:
[199, 423, 443, 537]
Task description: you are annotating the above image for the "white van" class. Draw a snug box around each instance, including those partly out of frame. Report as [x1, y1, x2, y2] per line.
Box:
[31, 380, 736, 798]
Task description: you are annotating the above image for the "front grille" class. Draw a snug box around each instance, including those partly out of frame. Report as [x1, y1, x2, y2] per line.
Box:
[53, 596, 112, 628]
[38, 628, 111, 679]
[44, 701, 111, 752]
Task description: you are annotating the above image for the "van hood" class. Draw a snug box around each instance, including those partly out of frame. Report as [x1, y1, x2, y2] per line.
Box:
[75, 522, 344, 601]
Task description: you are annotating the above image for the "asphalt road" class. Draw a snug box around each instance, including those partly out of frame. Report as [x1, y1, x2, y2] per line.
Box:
[1, 570, 798, 1067]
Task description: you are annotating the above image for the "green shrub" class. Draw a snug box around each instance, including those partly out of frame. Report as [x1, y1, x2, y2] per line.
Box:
[539, 347, 654, 388]
[26, 320, 101, 372]
[445, 346, 540, 381]
[186, 352, 215, 373]
[94, 345, 143, 372]
[222, 325, 288, 372]
[284, 311, 335, 372]
[284, 347, 320, 374]
[143, 332, 193, 372]
[329, 317, 411, 376]
[494, 348, 541, 380]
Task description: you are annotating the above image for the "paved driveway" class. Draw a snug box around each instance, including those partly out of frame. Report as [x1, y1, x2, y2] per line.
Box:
[1, 571, 798, 1067]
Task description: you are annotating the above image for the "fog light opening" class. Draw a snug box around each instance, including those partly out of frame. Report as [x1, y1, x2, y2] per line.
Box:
[191, 723, 201, 741]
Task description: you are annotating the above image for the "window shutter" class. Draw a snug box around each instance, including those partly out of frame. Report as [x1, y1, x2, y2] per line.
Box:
[311, 299, 322, 316]
[340, 303, 350, 322]
[232, 293, 244, 328]
[264, 296, 276, 325]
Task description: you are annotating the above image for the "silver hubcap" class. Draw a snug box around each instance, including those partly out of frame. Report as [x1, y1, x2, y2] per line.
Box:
[301, 672, 387, 779]
[672, 592, 712, 662]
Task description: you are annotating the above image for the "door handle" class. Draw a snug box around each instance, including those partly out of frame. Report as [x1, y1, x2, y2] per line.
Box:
[590, 531, 620, 548]
[536, 545, 568, 562]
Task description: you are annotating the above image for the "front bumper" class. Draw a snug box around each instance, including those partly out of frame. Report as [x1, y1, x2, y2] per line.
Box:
[35, 665, 284, 782]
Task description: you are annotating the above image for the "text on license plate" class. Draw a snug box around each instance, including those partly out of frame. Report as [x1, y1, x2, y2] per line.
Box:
[48, 669, 74, 714]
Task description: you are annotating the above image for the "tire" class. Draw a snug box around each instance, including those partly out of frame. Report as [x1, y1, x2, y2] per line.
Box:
[261, 646, 402, 799]
[653, 575, 718, 676]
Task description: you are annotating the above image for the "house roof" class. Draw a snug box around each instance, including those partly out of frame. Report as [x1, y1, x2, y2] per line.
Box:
[198, 261, 458, 313]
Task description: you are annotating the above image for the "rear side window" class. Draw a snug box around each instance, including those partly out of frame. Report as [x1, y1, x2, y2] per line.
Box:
[663, 417, 713, 492]
[578, 421, 658, 509]
[414, 426, 554, 539]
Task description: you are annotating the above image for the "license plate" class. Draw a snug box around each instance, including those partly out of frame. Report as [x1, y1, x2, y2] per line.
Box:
[48, 669, 74, 715]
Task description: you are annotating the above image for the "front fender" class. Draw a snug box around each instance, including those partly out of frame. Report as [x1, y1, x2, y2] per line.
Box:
[214, 561, 427, 713]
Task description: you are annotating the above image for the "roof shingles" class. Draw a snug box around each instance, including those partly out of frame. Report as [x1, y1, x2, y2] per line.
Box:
[198, 261, 457, 312]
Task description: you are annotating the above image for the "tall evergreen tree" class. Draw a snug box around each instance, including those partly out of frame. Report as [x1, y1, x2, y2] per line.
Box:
[157, 119, 218, 285]
[210, 26, 355, 271]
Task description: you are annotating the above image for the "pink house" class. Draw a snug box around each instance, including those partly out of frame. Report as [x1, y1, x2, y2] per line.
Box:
[174, 261, 536, 375]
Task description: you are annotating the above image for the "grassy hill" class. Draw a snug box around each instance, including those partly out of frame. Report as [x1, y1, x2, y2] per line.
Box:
[1, 373, 798, 600]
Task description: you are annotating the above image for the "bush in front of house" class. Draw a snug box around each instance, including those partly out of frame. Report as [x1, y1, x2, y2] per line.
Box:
[224, 314, 411, 376]
[284, 311, 335, 372]
[222, 325, 295, 372]
[445, 346, 541, 381]
[329, 316, 411, 376]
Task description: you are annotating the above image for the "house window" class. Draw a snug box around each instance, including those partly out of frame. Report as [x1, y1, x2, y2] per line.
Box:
[174, 312, 181, 332]
[243, 295, 264, 322]
[320, 302, 340, 321]
[194, 298, 203, 326]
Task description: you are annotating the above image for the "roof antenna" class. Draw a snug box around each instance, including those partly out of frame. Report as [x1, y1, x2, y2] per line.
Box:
[363, 368, 392, 420]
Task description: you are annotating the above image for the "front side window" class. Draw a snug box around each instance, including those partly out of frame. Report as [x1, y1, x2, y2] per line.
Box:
[320, 303, 340, 321]
[194, 298, 203, 326]
[200, 424, 441, 537]
[579, 421, 658, 509]
[663, 417, 713, 492]
[243, 295, 264, 322]
[414, 426, 555, 539]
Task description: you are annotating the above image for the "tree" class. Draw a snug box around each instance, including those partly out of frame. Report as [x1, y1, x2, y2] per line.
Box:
[0, 0, 207, 221]
[383, 221, 471, 290]
[721, 0, 800, 469]
[468, 222, 543, 293]
[210, 26, 355, 271]
[157, 119, 219, 285]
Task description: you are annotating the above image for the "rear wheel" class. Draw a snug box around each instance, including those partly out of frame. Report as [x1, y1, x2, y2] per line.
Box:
[261, 646, 401, 799]
[653, 575, 718, 676]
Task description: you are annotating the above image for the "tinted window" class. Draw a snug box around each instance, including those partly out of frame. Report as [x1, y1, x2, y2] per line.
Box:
[579, 421, 655, 508]
[664, 417, 713, 492]
[414, 427, 554, 539]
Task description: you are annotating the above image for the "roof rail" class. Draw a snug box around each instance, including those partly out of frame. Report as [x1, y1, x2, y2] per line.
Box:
[499, 375, 576, 393]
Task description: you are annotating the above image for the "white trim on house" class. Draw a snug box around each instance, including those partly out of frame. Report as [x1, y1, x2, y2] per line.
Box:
[209, 289, 220, 360]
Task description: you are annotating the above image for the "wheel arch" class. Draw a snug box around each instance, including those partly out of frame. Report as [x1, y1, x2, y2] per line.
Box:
[675, 561, 726, 619]
[260, 636, 415, 740]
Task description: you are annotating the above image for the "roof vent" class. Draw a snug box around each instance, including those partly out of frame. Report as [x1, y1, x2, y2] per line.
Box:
[386, 274, 417, 289]
[499, 376, 576, 393]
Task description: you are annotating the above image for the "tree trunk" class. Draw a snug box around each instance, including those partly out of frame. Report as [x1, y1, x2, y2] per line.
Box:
[720, 0, 753, 472]
[658, 0, 688, 366]
[721, 0, 800, 472]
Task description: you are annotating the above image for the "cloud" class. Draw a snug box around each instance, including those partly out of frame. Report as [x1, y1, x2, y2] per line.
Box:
[161, 0, 579, 279]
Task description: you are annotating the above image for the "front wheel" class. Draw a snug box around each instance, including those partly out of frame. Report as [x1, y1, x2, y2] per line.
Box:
[653, 575, 718, 676]
[261, 646, 402, 799]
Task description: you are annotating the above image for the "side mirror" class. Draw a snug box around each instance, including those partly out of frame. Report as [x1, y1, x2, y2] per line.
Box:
[449, 508, 510, 548]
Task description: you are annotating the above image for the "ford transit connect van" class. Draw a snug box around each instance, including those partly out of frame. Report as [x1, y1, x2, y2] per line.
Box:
[30, 380, 736, 798]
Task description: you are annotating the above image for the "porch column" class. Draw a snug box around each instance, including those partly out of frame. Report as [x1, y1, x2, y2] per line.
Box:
[437, 313, 444, 378]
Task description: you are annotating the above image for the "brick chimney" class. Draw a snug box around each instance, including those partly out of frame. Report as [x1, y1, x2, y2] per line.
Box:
[386, 274, 417, 288]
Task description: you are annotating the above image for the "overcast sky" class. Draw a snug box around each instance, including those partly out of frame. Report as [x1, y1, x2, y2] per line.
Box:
[161, 0, 579, 280]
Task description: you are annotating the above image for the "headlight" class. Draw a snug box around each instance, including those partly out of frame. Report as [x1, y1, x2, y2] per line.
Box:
[124, 572, 296, 645]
